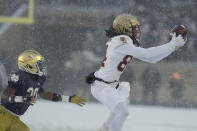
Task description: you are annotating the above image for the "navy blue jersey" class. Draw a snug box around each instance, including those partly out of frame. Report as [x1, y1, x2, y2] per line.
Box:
[1, 70, 46, 116]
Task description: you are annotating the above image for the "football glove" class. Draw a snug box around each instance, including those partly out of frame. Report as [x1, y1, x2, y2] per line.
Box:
[170, 33, 187, 50]
[69, 92, 86, 107]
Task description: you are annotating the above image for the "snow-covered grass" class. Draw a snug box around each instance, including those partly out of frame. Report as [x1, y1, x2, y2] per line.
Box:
[21, 100, 197, 131]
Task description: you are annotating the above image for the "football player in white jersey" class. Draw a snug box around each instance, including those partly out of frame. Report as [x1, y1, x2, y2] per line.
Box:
[86, 14, 187, 131]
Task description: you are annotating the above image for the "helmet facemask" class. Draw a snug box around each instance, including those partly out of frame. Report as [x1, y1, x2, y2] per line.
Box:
[36, 58, 47, 76]
[131, 25, 141, 42]
[30, 55, 47, 76]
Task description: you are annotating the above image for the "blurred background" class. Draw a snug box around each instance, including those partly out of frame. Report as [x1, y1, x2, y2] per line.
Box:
[0, 0, 197, 108]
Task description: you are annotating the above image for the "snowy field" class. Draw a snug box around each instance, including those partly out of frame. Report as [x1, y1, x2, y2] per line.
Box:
[21, 100, 197, 131]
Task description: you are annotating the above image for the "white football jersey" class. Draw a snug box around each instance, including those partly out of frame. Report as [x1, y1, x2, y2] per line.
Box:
[95, 35, 176, 82]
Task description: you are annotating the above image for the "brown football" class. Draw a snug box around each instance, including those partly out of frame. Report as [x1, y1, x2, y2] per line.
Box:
[169, 25, 187, 40]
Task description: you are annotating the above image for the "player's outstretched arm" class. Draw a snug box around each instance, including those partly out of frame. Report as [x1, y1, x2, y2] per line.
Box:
[133, 33, 187, 63]
[39, 90, 86, 107]
[117, 32, 187, 63]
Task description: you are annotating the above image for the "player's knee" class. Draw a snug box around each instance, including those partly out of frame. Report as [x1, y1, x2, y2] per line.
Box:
[20, 123, 30, 131]
[19, 125, 30, 131]
[121, 107, 129, 118]
[114, 102, 129, 118]
[10, 122, 30, 131]
[23, 125, 30, 131]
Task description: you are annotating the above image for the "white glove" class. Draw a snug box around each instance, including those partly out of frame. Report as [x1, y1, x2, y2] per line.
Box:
[170, 33, 187, 50]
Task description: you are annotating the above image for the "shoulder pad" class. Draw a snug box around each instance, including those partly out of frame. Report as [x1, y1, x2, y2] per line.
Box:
[113, 35, 133, 44]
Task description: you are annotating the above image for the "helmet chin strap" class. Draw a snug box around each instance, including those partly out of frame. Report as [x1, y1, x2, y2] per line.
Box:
[130, 35, 140, 47]
[38, 72, 44, 76]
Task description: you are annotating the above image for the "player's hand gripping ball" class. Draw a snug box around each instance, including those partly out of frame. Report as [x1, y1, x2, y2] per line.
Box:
[170, 25, 188, 40]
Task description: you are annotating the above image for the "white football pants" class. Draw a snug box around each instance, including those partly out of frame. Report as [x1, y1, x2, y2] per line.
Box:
[91, 81, 130, 131]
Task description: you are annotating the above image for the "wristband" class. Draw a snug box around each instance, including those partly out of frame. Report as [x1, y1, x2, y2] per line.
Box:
[61, 95, 70, 102]
[52, 93, 61, 101]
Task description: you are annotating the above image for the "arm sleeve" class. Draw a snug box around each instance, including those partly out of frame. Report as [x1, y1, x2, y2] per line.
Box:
[116, 42, 175, 63]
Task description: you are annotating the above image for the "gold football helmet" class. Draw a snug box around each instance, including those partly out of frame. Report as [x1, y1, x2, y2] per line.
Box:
[113, 14, 141, 40]
[18, 50, 47, 76]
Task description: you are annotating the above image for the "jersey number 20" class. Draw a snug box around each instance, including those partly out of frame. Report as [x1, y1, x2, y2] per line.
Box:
[27, 87, 39, 98]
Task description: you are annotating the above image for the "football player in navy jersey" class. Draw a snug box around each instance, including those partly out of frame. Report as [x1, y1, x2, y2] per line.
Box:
[0, 50, 86, 131]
